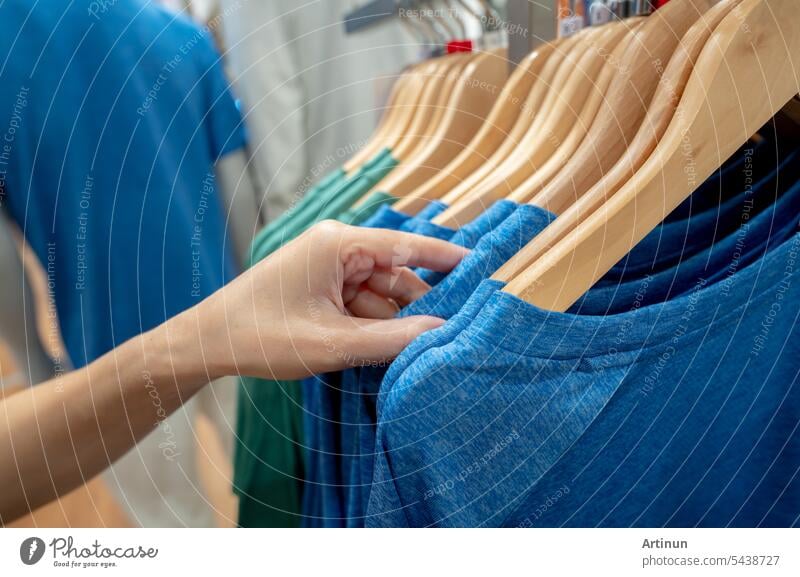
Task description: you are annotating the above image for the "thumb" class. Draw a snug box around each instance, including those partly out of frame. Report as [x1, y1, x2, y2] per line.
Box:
[336, 315, 446, 366]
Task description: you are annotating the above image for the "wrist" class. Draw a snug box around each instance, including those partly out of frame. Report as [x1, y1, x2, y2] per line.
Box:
[140, 308, 225, 387]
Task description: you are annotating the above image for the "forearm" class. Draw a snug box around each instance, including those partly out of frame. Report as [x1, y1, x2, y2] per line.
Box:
[0, 223, 466, 523]
[0, 312, 212, 523]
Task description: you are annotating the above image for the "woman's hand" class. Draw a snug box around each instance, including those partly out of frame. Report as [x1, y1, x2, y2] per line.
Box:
[0, 221, 466, 521]
[168, 220, 468, 380]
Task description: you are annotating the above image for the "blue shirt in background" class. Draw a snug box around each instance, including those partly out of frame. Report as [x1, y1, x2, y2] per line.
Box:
[0, 0, 245, 366]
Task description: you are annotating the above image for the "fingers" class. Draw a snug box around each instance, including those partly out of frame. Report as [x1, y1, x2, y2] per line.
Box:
[346, 266, 431, 319]
[347, 288, 399, 319]
[342, 225, 468, 273]
[334, 315, 446, 366]
[363, 267, 431, 308]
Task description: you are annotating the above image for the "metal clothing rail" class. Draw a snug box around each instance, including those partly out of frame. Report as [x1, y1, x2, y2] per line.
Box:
[505, 0, 656, 66]
[506, 0, 558, 66]
[343, 0, 411, 34]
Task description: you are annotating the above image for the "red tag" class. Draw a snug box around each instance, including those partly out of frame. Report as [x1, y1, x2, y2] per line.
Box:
[655, 0, 671, 7]
[447, 40, 473, 54]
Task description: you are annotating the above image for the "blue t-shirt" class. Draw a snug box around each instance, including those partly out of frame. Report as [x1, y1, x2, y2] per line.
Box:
[301, 200, 534, 527]
[0, 0, 245, 365]
[374, 145, 788, 409]
[366, 222, 800, 527]
[357, 166, 791, 527]
[398, 201, 452, 238]
[606, 140, 780, 279]
[418, 199, 519, 285]
[362, 204, 414, 230]
[336, 204, 556, 527]
[300, 199, 451, 527]
[573, 148, 800, 314]
[505, 233, 800, 528]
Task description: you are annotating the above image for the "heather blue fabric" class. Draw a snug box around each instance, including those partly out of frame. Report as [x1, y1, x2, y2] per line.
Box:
[606, 140, 782, 279]
[301, 198, 452, 527]
[361, 204, 413, 230]
[416, 200, 449, 222]
[368, 229, 800, 527]
[447, 200, 519, 249]
[366, 187, 800, 528]
[0, 0, 244, 366]
[502, 233, 800, 528]
[380, 206, 556, 406]
[399, 201, 452, 239]
[361, 142, 796, 527]
[336, 205, 556, 526]
[573, 149, 800, 314]
[418, 200, 519, 286]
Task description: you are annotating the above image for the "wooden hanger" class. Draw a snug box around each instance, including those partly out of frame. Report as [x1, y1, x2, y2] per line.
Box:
[494, 0, 735, 283]
[499, 19, 646, 207]
[342, 64, 416, 174]
[433, 21, 630, 228]
[505, 0, 800, 311]
[371, 49, 510, 198]
[344, 52, 468, 174]
[521, 0, 714, 212]
[430, 31, 592, 212]
[392, 41, 560, 215]
[387, 54, 473, 163]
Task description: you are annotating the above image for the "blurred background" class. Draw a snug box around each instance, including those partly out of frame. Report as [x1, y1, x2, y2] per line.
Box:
[0, 0, 509, 528]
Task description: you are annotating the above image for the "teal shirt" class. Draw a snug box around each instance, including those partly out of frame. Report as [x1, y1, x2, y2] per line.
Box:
[234, 150, 398, 527]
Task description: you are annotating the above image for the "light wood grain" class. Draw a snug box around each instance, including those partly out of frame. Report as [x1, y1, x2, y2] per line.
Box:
[392, 42, 558, 215]
[495, 0, 730, 283]
[373, 50, 509, 198]
[506, 0, 800, 310]
[434, 32, 590, 211]
[526, 0, 714, 215]
[434, 22, 629, 228]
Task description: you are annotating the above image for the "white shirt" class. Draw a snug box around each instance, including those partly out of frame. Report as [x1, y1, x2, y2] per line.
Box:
[220, 0, 421, 220]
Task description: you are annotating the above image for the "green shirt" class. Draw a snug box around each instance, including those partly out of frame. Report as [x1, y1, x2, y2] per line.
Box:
[255, 150, 397, 257]
[233, 150, 397, 527]
[249, 168, 346, 264]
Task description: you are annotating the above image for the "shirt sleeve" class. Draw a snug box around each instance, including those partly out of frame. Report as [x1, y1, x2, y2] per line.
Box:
[197, 29, 248, 161]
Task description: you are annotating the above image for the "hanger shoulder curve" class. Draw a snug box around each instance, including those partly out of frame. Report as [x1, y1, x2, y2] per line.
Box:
[505, 20, 646, 205]
[434, 32, 590, 210]
[434, 22, 629, 228]
[493, 0, 741, 282]
[494, 0, 741, 284]
[392, 43, 559, 215]
[376, 50, 509, 198]
[528, 0, 715, 215]
[506, 0, 800, 311]
[388, 55, 471, 162]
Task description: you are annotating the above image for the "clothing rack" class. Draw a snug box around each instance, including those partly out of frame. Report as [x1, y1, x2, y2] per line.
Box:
[506, 0, 558, 66]
[343, 0, 505, 38]
[505, 1, 657, 66]
[343, 0, 410, 34]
